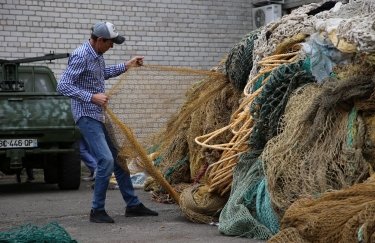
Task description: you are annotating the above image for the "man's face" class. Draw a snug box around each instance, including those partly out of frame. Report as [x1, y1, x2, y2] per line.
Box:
[97, 38, 114, 54]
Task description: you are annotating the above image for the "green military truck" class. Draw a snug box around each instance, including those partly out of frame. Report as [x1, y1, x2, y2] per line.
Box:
[0, 53, 81, 190]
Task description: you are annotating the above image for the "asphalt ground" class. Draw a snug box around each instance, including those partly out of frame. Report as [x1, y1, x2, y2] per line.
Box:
[0, 168, 265, 243]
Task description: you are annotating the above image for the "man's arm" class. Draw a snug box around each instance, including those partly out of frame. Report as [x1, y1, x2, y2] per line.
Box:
[103, 56, 144, 80]
[57, 54, 92, 103]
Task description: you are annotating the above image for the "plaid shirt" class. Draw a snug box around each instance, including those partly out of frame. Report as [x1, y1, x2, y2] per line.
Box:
[57, 41, 125, 123]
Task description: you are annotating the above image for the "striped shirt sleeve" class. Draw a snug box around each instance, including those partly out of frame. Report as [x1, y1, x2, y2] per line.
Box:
[103, 63, 126, 80]
[57, 53, 93, 103]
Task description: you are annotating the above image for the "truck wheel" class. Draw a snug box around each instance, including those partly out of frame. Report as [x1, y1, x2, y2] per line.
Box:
[58, 146, 81, 190]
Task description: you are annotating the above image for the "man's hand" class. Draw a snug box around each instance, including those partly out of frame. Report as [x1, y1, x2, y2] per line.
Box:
[91, 93, 109, 106]
[125, 56, 144, 69]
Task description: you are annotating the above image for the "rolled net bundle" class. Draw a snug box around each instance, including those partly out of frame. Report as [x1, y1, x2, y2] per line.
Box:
[179, 184, 227, 224]
[248, 59, 314, 150]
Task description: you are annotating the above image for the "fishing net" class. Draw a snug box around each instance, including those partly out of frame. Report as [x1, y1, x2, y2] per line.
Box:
[218, 150, 278, 239]
[268, 175, 375, 243]
[216, 58, 314, 240]
[248, 59, 314, 150]
[196, 41, 307, 197]
[105, 106, 180, 203]
[262, 67, 374, 216]
[180, 52, 308, 228]
[225, 30, 259, 91]
[105, 65, 240, 204]
[144, 72, 240, 201]
[179, 184, 227, 224]
[248, 2, 319, 82]
[249, 0, 375, 81]
[186, 79, 241, 182]
[102, 1, 375, 238]
[0, 222, 77, 242]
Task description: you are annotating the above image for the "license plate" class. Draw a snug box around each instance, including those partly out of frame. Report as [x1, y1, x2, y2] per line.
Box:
[0, 139, 38, 148]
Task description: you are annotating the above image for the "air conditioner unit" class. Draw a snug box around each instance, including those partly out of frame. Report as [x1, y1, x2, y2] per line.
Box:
[252, 4, 282, 29]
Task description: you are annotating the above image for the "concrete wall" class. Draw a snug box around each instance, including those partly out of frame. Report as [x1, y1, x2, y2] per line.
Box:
[0, 0, 321, 144]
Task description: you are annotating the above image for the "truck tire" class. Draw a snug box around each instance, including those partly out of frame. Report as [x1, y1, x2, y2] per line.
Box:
[58, 146, 81, 190]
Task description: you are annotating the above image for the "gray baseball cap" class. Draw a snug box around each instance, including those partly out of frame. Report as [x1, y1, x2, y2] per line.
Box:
[91, 21, 125, 44]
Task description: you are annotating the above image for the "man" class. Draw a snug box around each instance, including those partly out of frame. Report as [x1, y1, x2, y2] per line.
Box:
[57, 21, 158, 223]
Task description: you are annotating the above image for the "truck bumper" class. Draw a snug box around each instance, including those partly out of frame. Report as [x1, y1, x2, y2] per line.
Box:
[0, 148, 77, 170]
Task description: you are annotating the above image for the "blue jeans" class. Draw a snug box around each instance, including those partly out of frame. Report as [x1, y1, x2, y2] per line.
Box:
[77, 116, 140, 210]
[80, 138, 97, 175]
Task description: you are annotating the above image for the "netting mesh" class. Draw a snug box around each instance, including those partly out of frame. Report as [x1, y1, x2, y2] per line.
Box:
[249, 59, 313, 150]
[144, 71, 240, 198]
[262, 68, 374, 216]
[218, 151, 275, 239]
[0, 222, 77, 243]
[196, 43, 305, 198]
[105, 106, 180, 203]
[225, 30, 259, 91]
[218, 60, 314, 239]
[179, 184, 227, 224]
[268, 175, 375, 243]
[105, 65, 240, 204]
[248, 2, 318, 82]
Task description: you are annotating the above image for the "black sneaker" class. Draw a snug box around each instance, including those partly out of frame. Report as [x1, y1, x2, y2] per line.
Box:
[125, 203, 158, 217]
[90, 209, 115, 223]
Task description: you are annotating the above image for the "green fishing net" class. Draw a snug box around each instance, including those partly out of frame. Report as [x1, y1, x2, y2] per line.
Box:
[0, 222, 77, 243]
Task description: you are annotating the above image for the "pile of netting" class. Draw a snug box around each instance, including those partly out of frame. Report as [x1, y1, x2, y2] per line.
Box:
[103, 0, 375, 241]
[262, 65, 375, 215]
[217, 1, 375, 240]
[0, 222, 77, 242]
[268, 174, 375, 243]
[218, 58, 316, 238]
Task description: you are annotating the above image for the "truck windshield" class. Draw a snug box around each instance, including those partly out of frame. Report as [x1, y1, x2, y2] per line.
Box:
[18, 70, 55, 92]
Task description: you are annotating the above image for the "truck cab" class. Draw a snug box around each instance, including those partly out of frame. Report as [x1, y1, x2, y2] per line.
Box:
[0, 54, 81, 190]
